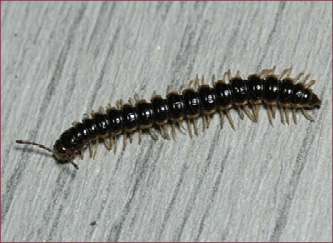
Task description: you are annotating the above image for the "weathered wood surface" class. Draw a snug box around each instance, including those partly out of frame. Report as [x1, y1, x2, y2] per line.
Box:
[1, 2, 331, 242]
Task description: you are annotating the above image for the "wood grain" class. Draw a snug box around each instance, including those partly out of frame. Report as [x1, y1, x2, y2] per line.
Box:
[1, 2, 332, 241]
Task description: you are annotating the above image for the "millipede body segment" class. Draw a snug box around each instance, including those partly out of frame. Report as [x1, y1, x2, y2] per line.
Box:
[16, 66, 322, 169]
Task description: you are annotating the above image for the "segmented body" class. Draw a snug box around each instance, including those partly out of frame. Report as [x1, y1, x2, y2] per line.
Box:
[16, 67, 322, 168]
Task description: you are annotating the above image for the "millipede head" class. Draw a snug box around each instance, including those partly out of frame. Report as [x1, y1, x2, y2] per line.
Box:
[15, 140, 78, 169]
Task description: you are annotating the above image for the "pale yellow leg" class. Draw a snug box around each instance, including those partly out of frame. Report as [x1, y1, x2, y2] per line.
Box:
[292, 108, 298, 124]
[301, 108, 314, 121]
[114, 136, 117, 154]
[225, 110, 235, 130]
[193, 118, 199, 135]
[237, 106, 245, 119]
[305, 80, 316, 88]
[178, 85, 183, 94]
[187, 119, 193, 139]
[178, 121, 186, 132]
[279, 106, 285, 125]
[286, 65, 293, 78]
[266, 105, 274, 126]
[285, 107, 290, 125]
[139, 129, 142, 144]
[163, 125, 171, 139]
[271, 105, 276, 119]
[212, 74, 216, 85]
[294, 72, 304, 82]
[172, 122, 177, 138]
[278, 67, 291, 80]
[89, 141, 93, 157]
[167, 85, 171, 94]
[129, 132, 133, 143]
[301, 73, 310, 83]
[206, 115, 211, 128]
[251, 103, 259, 122]
[123, 133, 127, 150]
[188, 80, 193, 88]
[219, 110, 225, 128]
[104, 137, 112, 150]
[149, 128, 159, 140]
[93, 140, 98, 159]
[203, 115, 207, 131]
[242, 105, 254, 121]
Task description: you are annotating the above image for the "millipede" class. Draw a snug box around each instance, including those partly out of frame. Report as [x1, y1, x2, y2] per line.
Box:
[16, 66, 322, 169]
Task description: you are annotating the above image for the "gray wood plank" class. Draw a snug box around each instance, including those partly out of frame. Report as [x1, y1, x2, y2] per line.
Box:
[1, 2, 331, 242]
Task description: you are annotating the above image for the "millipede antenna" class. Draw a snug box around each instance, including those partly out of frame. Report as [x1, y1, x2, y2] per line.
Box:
[16, 140, 54, 153]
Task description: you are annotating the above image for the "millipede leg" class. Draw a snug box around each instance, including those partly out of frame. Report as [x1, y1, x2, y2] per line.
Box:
[149, 128, 159, 140]
[301, 108, 314, 121]
[172, 122, 177, 139]
[251, 104, 258, 122]
[235, 70, 241, 78]
[206, 115, 211, 128]
[178, 85, 183, 94]
[114, 136, 117, 154]
[93, 140, 98, 159]
[259, 66, 276, 78]
[135, 93, 140, 101]
[195, 75, 200, 90]
[89, 141, 93, 157]
[178, 121, 187, 131]
[237, 106, 245, 119]
[202, 115, 207, 131]
[301, 73, 310, 83]
[226, 70, 232, 81]
[104, 137, 112, 150]
[279, 106, 285, 125]
[285, 107, 290, 125]
[305, 80, 316, 88]
[219, 110, 225, 128]
[129, 97, 135, 106]
[193, 118, 199, 135]
[188, 80, 194, 88]
[159, 125, 169, 139]
[242, 105, 254, 121]
[294, 72, 304, 83]
[163, 125, 171, 139]
[158, 125, 165, 138]
[225, 110, 235, 130]
[129, 132, 133, 143]
[278, 67, 290, 80]
[72, 121, 80, 126]
[271, 105, 276, 119]
[139, 129, 142, 145]
[292, 108, 298, 124]
[80, 149, 84, 159]
[222, 71, 228, 82]
[99, 106, 106, 113]
[84, 113, 91, 119]
[212, 74, 216, 85]
[187, 119, 193, 139]
[166, 86, 171, 95]
[123, 133, 127, 150]
[201, 75, 205, 85]
[286, 65, 293, 78]
[266, 104, 274, 126]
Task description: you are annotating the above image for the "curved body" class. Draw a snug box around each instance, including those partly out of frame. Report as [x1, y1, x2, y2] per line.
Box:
[53, 68, 321, 163]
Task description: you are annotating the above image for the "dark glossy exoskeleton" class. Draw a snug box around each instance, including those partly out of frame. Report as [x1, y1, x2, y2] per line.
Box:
[16, 66, 322, 169]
